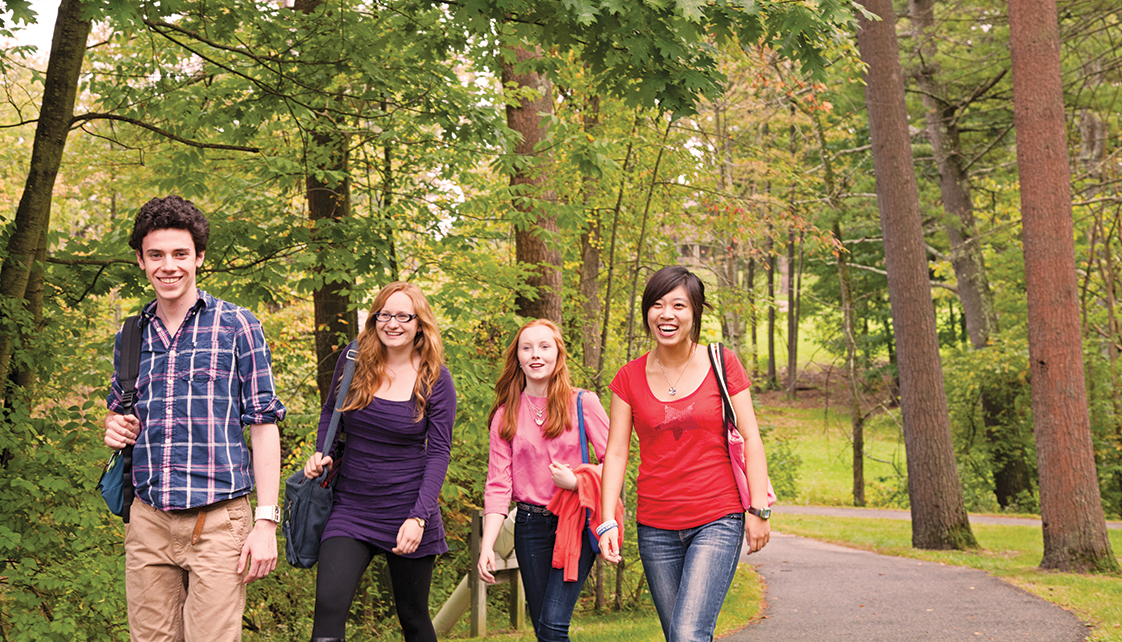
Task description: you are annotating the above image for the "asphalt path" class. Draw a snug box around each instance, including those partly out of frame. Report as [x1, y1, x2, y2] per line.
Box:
[720, 506, 1099, 642]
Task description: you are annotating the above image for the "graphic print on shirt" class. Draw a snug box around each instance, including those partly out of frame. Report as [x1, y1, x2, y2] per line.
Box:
[654, 402, 705, 440]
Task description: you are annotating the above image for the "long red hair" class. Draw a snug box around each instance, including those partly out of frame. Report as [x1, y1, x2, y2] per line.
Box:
[486, 319, 574, 441]
[340, 282, 445, 419]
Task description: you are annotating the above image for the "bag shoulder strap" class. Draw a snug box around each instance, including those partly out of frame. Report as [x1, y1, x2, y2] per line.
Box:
[576, 390, 589, 465]
[707, 343, 737, 428]
[321, 344, 358, 456]
[117, 315, 144, 523]
[119, 316, 144, 412]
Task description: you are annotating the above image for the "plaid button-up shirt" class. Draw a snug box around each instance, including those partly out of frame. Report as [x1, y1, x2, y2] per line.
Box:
[107, 290, 286, 511]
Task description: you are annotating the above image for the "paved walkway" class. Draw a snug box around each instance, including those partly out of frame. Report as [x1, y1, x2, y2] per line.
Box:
[722, 507, 1100, 641]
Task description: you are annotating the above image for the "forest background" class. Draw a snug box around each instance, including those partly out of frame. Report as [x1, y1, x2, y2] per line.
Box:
[0, 0, 1119, 639]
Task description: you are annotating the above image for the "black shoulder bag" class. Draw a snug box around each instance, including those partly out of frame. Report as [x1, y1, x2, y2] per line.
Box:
[97, 315, 143, 523]
[283, 345, 357, 568]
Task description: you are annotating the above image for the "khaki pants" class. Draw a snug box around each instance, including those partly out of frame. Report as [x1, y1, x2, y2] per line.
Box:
[125, 496, 252, 642]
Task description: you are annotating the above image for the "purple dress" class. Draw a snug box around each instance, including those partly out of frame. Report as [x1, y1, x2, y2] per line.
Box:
[316, 356, 455, 558]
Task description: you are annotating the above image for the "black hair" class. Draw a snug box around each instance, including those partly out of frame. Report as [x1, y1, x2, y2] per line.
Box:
[641, 265, 710, 343]
[129, 195, 210, 254]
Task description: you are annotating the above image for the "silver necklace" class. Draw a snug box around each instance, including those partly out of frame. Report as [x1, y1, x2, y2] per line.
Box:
[525, 396, 546, 426]
[654, 344, 695, 396]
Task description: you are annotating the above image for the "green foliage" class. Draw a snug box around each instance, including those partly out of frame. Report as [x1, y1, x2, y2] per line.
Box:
[454, 0, 859, 117]
[760, 424, 801, 502]
[0, 301, 128, 641]
[942, 335, 1038, 513]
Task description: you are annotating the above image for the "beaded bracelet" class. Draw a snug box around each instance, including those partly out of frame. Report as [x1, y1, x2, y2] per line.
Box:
[595, 519, 618, 538]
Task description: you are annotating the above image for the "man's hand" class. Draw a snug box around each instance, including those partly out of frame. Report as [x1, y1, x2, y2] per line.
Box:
[104, 412, 139, 450]
[238, 521, 278, 584]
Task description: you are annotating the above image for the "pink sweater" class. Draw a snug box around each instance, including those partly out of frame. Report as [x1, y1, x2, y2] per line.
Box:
[484, 390, 610, 515]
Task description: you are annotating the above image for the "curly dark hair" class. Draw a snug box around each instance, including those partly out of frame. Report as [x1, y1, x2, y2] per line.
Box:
[129, 195, 210, 254]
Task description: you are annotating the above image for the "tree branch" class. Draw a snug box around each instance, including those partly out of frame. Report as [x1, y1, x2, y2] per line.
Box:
[848, 262, 958, 293]
[70, 113, 260, 152]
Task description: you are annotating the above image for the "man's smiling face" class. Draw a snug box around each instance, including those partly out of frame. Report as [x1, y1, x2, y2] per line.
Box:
[137, 228, 204, 308]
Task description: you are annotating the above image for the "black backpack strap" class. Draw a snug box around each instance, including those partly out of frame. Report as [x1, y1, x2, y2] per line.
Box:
[118, 315, 144, 522]
[707, 343, 738, 429]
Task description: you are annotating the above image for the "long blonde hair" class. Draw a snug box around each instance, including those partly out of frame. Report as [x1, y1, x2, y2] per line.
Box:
[486, 319, 574, 441]
[340, 282, 445, 419]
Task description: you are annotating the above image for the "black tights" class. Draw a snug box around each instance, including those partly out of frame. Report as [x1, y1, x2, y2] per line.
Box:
[311, 537, 437, 642]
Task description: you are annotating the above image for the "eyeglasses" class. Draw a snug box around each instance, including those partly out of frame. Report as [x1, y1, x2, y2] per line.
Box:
[374, 312, 418, 323]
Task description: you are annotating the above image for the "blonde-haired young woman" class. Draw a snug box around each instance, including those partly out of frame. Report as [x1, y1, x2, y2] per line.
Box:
[304, 282, 456, 642]
[477, 319, 610, 642]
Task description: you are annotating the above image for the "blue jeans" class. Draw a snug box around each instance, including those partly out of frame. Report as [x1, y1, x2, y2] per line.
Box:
[637, 513, 744, 642]
[513, 506, 595, 642]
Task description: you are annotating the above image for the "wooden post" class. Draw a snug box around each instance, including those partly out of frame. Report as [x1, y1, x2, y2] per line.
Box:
[468, 509, 526, 637]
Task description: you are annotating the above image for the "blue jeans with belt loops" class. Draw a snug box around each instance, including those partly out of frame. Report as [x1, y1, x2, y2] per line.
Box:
[637, 513, 744, 642]
[513, 505, 595, 642]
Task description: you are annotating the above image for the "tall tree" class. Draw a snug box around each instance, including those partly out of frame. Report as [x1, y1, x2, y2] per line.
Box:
[0, 0, 90, 400]
[856, 0, 976, 549]
[503, 44, 562, 323]
[907, 0, 1032, 509]
[579, 95, 604, 392]
[1006, 0, 1119, 572]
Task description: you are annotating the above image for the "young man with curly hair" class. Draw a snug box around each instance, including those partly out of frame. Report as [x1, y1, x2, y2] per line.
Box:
[103, 195, 286, 641]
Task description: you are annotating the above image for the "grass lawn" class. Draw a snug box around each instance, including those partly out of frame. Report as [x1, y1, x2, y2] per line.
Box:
[759, 404, 908, 507]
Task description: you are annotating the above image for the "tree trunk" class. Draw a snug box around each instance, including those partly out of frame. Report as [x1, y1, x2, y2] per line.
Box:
[503, 45, 562, 324]
[909, 0, 1032, 509]
[9, 231, 48, 391]
[1007, 0, 1118, 572]
[380, 97, 399, 281]
[714, 102, 743, 356]
[0, 0, 91, 399]
[766, 234, 777, 389]
[580, 95, 603, 394]
[624, 122, 672, 361]
[786, 230, 798, 396]
[836, 222, 866, 506]
[576, 93, 606, 610]
[856, 0, 976, 550]
[308, 130, 359, 405]
[747, 257, 759, 381]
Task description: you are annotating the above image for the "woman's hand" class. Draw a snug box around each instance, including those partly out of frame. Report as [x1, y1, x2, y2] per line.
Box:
[393, 518, 424, 555]
[303, 452, 333, 479]
[745, 512, 771, 554]
[549, 461, 578, 490]
[599, 528, 622, 564]
[477, 548, 498, 583]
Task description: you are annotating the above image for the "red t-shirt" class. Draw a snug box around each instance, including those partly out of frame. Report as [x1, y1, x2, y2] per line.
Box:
[609, 346, 750, 529]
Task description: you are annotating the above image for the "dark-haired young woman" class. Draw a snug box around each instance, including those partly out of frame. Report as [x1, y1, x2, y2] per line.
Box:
[477, 319, 611, 642]
[303, 282, 456, 642]
[598, 266, 771, 642]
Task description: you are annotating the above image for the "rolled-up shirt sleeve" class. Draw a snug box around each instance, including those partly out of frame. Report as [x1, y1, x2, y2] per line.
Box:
[235, 311, 286, 426]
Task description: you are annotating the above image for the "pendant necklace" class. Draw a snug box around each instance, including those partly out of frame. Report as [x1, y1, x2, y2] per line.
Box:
[525, 395, 547, 426]
[654, 343, 696, 397]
